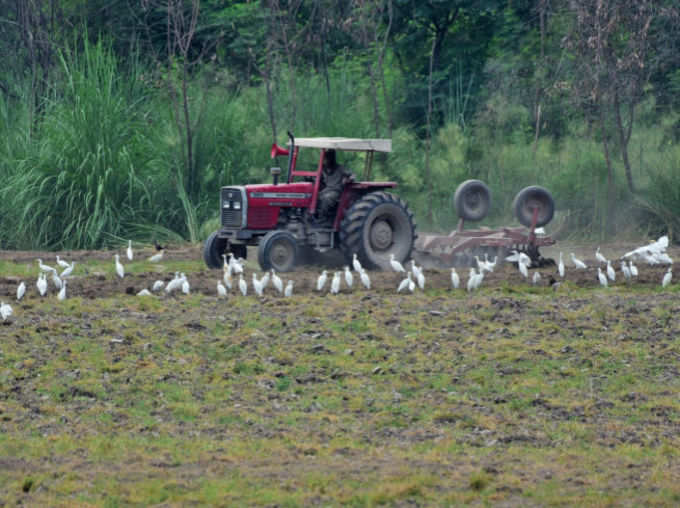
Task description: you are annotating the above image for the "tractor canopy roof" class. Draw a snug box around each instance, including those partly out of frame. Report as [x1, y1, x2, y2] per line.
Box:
[290, 137, 391, 153]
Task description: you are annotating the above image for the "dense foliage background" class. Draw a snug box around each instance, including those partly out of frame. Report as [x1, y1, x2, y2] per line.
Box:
[1, 0, 679, 249]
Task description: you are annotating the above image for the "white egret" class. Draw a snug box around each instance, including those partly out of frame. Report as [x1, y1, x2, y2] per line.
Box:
[316, 270, 328, 292]
[17, 282, 25, 301]
[467, 268, 477, 292]
[0, 301, 13, 321]
[56, 255, 70, 269]
[137, 289, 152, 296]
[621, 261, 631, 281]
[505, 250, 521, 263]
[558, 252, 565, 278]
[411, 260, 423, 279]
[532, 271, 541, 285]
[148, 250, 164, 263]
[330, 271, 342, 295]
[486, 255, 497, 272]
[223, 270, 233, 290]
[597, 267, 608, 288]
[595, 247, 607, 265]
[344, 266, 354, 289]
[217, 281, 227, 298]
[359, 268, 371, 289]
[518, 260, 529, 279]
[415, 269, 425, 290]
[252, 273, 264, 297]
[606, 260, 616, 282]
[571, 253, 587, 269]
[36, 273, 47, 296]
[629, 260, 638, 277]
[271, 270, 283, 294]
[37, 259, 56, 274]
[229, 253, 244, 274]
[60, 261, 75, 279]
[284, 280, 294, 297]
[408, 273, 416, 292]
[114, 254, 125, 278]
[152, 280, 165, 292]
[450, 268, 460, 289]
[389, 253, 405, 273]
[352, 253, 363, 273]
[181, 275, 190, 295]
[397, 272, 412, 293]
[260, 271, 270, 290]
[662, 267, 672, 288]
[127, 240, 133, 261]
[165, 272, 182, 293]
[51, 271, 63, 290]
[239, 274, 247, 296]
[57, 281, 67, 300]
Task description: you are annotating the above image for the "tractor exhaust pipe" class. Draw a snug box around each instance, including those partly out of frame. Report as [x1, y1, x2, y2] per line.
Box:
[271, 166, 281, 185]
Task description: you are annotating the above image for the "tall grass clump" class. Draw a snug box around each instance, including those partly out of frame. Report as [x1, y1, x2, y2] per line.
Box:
[0, 37, 165, 249]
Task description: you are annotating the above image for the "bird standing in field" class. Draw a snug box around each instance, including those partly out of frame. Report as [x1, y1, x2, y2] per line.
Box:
[284, 280, 294, 297]
[181, 275, 190, 295]
[629, 260, 638, 277]
[56, 255, 70, 269]
[229, 253, 244, 275]
[621, 261, 631, 281]
[127, 240, 133, 261]
[518, 260, 529, 279]
[148, 250, 164, 263]
[571, 253, 587, 269]
[57, 281, 67, 300]
[389, 253, 405, 273]
[239, 274, 247, 296]
[271, 269, 283, 294]
[330, 271, 342, 295]
[397, 272, 413, 293]
[467, 268, 477, 292]
[252, 273, 264, 297]
[37, 259, 56, 274]
[17, 282, 25, 301]
[532, 271, 541, 285]
[415, 267, 425, 290]
[0, 301, 13, 321]
[51, 271, 63, 290]
[137, 289, 152, 297]
[344, 266, 354, 289]
[260, 271, 270, 290]
[165, 272, 182, 293]
[217, 281, 227, 298]
[352, 253, 363, 273]
[597, 267, 608, 288]
[359, 268, 371, 289]
[152, 280, 165, 292]
[114, 254, 125, 278]
[316, 270, 328, 292]
[36, 273, 47, 296]
[606, 260, 616, 282]
[662, 267, 672, 288]
[450, 268, 460, 289]
[558, 252, 565, 278]
[223, 270, 233, 290]
[60, 261, 75, 279]
[595, 247, 607, 265]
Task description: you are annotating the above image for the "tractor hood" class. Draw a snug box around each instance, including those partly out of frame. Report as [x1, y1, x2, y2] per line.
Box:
[244, 182, 314, 207]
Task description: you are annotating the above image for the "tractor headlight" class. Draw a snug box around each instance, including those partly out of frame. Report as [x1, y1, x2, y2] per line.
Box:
[233, 201, 241, 210]
[223, 201, 231, 209]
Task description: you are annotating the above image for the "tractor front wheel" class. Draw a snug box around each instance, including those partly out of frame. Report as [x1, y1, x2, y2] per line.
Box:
[257, 230, 299, 272]
[339, 191, 416, 270]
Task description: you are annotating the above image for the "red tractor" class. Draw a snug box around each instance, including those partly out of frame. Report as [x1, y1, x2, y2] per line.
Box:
[203, 133, 416, 272]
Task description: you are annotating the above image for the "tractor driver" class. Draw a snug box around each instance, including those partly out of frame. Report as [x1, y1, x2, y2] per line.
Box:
[316, 149, 353, 221]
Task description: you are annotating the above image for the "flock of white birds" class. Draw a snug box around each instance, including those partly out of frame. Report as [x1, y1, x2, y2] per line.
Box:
[0, 235, 675, 322]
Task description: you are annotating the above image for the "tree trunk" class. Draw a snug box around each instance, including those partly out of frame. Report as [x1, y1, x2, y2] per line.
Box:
[425, 35, 437, 225]
[599, 105, 615, 239]
[614, 89, 636, 194]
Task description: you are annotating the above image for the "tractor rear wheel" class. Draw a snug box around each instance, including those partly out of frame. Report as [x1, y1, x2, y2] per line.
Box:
[203, 231, 227, 269]
[339, 191, 416, 270]
[257, 230, 299, 272]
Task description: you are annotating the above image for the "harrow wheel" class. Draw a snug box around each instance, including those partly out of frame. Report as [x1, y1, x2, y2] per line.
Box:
[339, 191, 416, 270]
[453, 180, 491, 221]
[513, 186, 555, 228]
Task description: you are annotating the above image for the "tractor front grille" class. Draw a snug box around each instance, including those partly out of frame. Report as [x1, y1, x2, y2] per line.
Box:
[221, 187, 245, 228]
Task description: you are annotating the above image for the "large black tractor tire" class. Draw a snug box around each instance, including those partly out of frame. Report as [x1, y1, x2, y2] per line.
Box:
[257, 230, 299, 272]
[453, 179, 491, 221]
[339, 191, 416, 271]
[203, 231, 227, 269]
[512, 185, 555, 228]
